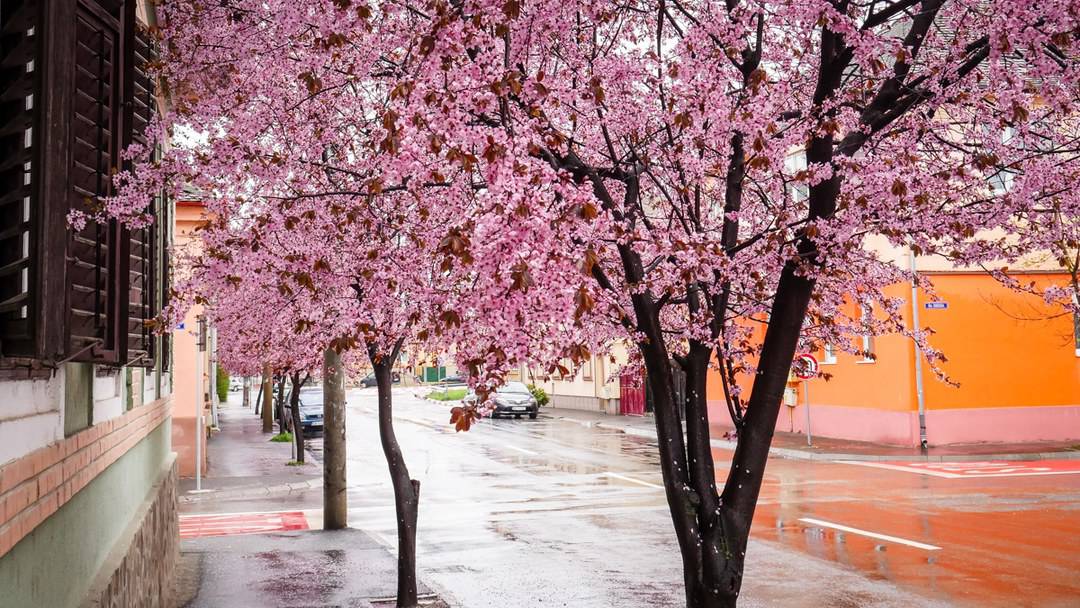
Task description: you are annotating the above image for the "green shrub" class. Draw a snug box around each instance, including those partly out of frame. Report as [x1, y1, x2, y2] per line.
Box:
[216, 365, 229, 402]
[269, 432, 293, 443]
[528, 384, 549, 407]
[428, 388, 468, 401]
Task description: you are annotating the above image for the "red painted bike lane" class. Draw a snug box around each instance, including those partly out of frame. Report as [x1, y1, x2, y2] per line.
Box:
[179, 510, 311, 539]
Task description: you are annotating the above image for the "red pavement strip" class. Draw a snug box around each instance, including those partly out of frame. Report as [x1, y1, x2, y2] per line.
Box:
[180, 511, 310, 539]
[837, 460, 1080, 479]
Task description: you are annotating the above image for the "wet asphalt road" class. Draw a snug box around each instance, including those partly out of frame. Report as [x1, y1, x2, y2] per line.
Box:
[195, 388, 1080, 608]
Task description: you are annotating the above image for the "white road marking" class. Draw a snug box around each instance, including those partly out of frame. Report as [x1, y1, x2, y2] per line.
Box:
[838, 460, 1080, 479]
[502, 444, 539, 455]
[798, 517, 942, 551]
[604, 472, 663, 489]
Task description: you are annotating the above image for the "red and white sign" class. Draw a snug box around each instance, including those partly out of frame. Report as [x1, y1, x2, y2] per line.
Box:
[841, 460, 1080, 479]
[180, 510, 310, 539]
[793, 353, 818, 379]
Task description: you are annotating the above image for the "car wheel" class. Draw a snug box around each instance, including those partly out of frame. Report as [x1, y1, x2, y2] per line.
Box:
[529, 413, 538, 420]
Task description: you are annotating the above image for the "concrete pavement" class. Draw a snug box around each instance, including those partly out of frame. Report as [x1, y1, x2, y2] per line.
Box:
[178, 528, 447, 608]
[175, 398, 448, 607]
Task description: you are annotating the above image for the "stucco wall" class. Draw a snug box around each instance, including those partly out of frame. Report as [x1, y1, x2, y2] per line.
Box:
[0, 374, 64, 467]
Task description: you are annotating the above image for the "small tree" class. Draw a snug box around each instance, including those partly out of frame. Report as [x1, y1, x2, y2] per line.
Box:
[216, 365, 229, 403]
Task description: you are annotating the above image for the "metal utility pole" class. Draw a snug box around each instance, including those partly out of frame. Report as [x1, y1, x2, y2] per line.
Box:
[196, 317, 208, 491]
[261, 363, 274, 433]
[909, 250, 929, 450]
[323, 347, 348, 529]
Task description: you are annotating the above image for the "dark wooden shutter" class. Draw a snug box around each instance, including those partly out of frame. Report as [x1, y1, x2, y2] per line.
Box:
[124, 26, 155, 366]
[67, 0, 124, 362]
[0, 0, 41, 357]
[158, 192, 171, 371]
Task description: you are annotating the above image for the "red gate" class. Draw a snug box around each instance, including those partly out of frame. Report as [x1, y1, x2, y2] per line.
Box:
[619, 369, 645, 416]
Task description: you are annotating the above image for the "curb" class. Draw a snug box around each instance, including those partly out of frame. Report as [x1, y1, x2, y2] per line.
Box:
[568, 418, 1080, 463]
[179, 478, 322, 504]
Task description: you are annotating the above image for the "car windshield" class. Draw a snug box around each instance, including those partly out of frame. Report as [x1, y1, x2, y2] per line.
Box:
[496, 382, 530, 395]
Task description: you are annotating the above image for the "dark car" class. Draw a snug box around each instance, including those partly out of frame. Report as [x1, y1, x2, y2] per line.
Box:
[292, 388, 324, 432]
[466, 381, 539, 419]
[440, 373, 466, 386]
[360, 372, 401, 388]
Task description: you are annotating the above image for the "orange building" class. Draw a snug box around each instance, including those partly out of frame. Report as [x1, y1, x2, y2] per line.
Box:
[707, 263, 1080, 447]
[171, 199, 216, 477]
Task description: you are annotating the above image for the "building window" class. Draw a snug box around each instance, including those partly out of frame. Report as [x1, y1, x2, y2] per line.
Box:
[822, 343, 837, 364]
[1073, 292, 1079, 357]
[858, 304, 876, 363]
[582, 357, 593, 381]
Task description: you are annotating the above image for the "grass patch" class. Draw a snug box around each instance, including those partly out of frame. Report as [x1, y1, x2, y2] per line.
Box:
[269, 432, 293, 443]
[286, 460, 308, 466]
[428, 388, 468, 401]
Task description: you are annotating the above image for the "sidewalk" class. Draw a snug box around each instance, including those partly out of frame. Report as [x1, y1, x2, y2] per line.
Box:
[543, 407, 1080, 462]
[174, 400, 451, 608]
[174, 528, 447, 608]
[179, 401, 322, 505]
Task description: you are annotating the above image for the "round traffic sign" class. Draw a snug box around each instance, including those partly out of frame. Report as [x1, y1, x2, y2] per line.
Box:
[793, 353, 818, 379]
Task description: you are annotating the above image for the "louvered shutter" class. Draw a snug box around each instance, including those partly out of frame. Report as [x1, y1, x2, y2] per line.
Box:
[158, 192, 171, 371]
[0, 0, 41, 357]
[67, 1, 123, 362]
[124, 25, 155, 366]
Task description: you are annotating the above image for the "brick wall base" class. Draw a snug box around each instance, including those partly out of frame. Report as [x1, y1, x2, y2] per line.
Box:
[82, 455, 178, 608]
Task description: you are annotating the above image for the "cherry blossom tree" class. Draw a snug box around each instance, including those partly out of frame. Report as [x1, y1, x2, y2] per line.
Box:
[105, 1, 1080, 607]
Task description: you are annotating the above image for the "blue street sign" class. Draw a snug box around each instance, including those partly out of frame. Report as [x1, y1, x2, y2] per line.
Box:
[924, 302, 948, 310]
[177, 322, 186, 330]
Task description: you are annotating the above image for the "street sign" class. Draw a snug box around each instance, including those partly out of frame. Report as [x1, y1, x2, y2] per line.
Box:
[793, 353, 818, 379]
[924, 302, 948, 309]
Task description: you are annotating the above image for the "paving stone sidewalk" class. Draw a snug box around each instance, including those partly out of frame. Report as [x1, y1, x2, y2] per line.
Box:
[179, 400, 323, 504]
[173, 399, 451, 607]
[174, 529, 448, 608]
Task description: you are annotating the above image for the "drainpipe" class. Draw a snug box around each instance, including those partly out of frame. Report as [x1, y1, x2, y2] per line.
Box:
[909, 251, 929, 450]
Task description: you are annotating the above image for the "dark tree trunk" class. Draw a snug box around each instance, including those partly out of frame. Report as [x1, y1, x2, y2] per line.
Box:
[369, 342, 419, 608]
[275, 376, 287, 432]
[289, 371, 305, 464]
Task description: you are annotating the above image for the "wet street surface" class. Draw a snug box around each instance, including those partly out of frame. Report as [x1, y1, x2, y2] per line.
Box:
[189, 388, 1080, 607]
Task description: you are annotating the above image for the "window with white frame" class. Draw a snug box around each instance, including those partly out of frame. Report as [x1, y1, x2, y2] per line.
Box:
[859, 304, 876, 362]
[822, 343, 837, 364]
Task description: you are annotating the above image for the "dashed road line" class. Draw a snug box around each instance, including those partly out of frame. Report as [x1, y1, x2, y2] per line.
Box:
[798, 517, 942, 551]
[604, 472, 663, 489]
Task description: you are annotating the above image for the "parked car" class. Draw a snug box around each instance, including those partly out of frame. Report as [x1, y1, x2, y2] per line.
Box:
[288, 387, 324, 432]
[465, 381, 539, 419]
[228, 378, 243, 392]
[360, 372, 401, 388]
[440, 373, 466, 386]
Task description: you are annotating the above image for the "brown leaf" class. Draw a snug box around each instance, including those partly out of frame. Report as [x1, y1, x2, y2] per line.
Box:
[581, 248, 599, 276]
[510, 261, 534, 292]
[574, 285, 594, 320]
